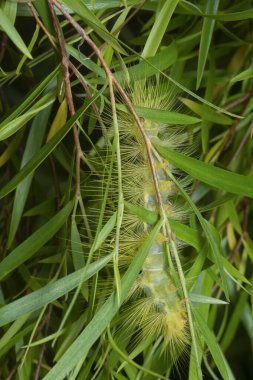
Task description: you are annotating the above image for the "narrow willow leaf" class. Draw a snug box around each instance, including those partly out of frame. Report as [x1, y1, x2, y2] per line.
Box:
[221, 281, 250, 352]
[117, 104, 201, 125]
[71, 220, 85, 271]
[189, 293, 228, 305]
[193, 309, 229, 380]
[0, 255, 112, 327]
[24, 200, 55, 218]
[46, 99, 68, 141]
[0, 93, 55, 141]
[66, 45, 105, 78]
[43, 219, 163, 380]
[0, 130, 23, 167]
[0, 99, 92, 199]
[210, 9, 253, 21]
[16, 23, 40, 74]
[142, 0, 179, 57]
[115, 42, 178, 82]
[0, 67, 59, 126]
[179, 98, 232, 125]
[0, 314, 29, 351]
[156, 145, 253, 198]
[3, 1, 17, 25]
[231, 67, 253, 83]
[197, 0, 219, 88]
[0, 8, 32, 58]
[222, 257, 251, 285]
[7, 106, 52, 248]
[93, 212, 117, 251]
[0, 201, 73, 280]
[201, 219, 229, 299]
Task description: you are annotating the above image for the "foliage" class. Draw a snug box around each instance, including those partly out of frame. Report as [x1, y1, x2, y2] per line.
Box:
[0, 1, 253, 379]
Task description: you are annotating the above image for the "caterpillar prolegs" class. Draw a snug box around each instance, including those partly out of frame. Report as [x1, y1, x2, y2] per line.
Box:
[92, 79, 195, 360]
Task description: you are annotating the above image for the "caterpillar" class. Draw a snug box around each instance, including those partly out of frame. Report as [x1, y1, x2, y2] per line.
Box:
[89, 78, 195, 363]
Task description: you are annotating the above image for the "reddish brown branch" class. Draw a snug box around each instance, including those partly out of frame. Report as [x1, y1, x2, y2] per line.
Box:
[34, 304, 53, 380]
[48, 0, 83, 197]
[218, 92, 252, 158]
[30, 1, 106, 160]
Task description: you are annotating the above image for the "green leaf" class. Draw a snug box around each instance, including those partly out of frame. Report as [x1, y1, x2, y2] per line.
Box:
[0, 67, 59, 126]
[156, 145, 253, 198]
[142, 0, 179, 57]
[0, 255, 112, 327]
[115, 42, 178, 82]
[0, 97, 95, 199]
[221, 280, 250, 351]
[193, 309, 229, 380]
[210, 9, 253, 21]
[7, 107, 52, 248]
[222, 257, 251, 286]
[0, 314, 29, 351]
[66, 44, 105, 78]
[117, 104, 201, 125]
[189, 293, 228, 305]
[71, 220, 85, 271]
[93, 212, 117, 251]
[179, 98, 232, 125]
[197, 0, 219, 88]
[42, 219, 163, 380]
[0, 94, 55, 141]
[0, 201, 73, 280]
[0, 8, 32, 59]
[231, 67, 253, 83]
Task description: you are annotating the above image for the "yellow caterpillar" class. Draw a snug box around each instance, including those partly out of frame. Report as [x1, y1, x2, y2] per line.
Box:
[92, 78, 193, 360]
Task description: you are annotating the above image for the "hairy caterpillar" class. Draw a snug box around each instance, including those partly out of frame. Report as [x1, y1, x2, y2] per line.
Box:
[89, 78, 195, 362]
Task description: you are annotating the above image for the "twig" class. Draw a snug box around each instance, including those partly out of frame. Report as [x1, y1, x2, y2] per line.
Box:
[218, 92, 252, 157]
[48, 0, 83, 197]
[34, 304, 53, 380]
[28, 3, 57, 49]
[68, 61, 107, 135]
[29, 1, 106, 151]
[223, 92, 252, 111]
[5, 363, 19, 380]
[228, 121, 253, 168]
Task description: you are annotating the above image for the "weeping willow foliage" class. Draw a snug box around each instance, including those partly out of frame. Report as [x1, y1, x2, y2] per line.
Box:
[0, 1, 253, 380]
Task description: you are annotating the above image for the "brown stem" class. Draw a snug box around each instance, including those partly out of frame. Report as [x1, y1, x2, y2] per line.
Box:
[34, 304, 53, 380]
[228, 121, 253, 168]
[28, 3, 57, 49]
[30, 1, 106, 166]
[217, 92, 252, 158]
[223, 92, 252, 111]
[5, 363, 19, 380]
[68, 61, 107, 135]
[48, 0, 82, 197]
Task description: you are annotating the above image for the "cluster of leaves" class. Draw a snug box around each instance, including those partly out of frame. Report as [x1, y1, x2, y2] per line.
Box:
[0, 0, 253, 379]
